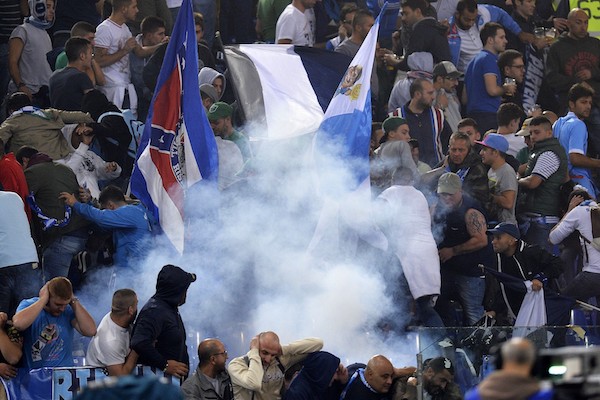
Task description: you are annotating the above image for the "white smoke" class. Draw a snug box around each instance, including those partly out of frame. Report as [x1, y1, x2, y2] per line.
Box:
[77, 127, 423, 370]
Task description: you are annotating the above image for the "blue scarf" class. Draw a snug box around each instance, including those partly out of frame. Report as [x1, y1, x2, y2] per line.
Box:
[25, 0, 54, 30]
[27, 192, 71, 230]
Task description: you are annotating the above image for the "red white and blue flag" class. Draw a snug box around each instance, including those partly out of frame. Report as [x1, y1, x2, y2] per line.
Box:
[130, 0, 218, 254]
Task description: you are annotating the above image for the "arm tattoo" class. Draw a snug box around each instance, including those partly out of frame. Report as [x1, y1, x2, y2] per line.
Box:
[467, 209, 485, 234]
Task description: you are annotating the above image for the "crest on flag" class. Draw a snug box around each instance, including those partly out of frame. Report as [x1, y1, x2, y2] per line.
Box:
[336, 64, 363, 100]
[131, 0, 218, 254]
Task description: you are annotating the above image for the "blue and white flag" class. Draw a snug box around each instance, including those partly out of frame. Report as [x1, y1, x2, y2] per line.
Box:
[314, 5, 385, 190]
[130, 0, 218, 254]
[308, 5, 388, 253]
[224, 45, 352, 139]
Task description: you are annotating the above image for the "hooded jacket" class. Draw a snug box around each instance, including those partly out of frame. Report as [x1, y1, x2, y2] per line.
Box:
[130, 265, 196, 371]
[198, 67, 226, 100]
[284, 352, 340, 400]
[399, 17, 451, 71]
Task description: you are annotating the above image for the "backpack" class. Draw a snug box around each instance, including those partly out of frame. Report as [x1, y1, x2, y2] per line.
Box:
[580, 203, 600, 252]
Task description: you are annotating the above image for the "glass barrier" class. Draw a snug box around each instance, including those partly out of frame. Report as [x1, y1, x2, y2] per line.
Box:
[412, 318, 600, 400]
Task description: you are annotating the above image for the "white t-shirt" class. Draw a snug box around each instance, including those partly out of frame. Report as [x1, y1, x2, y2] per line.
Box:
[275, 4, 315, 46]
[86, 313, 130, 367]
[95, 18, 133, 86]
[502, 133, 527, 157]
[0, 192, 38, 268]
[457, 25, 482, 72]
[549, 202, 600, 274]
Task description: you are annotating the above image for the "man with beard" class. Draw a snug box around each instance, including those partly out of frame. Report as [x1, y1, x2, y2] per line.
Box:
[86, 289, 139, 376]
[553, 83, 599, 197]
[396, 357, 460, 400]
[421, 131, 489, 206]
[465, 22, 515, 134]
[208, 102, 252, 161]
[131, 264, 196, 379]
[182, 338, 234, 400]
[388, 78, 452, 167]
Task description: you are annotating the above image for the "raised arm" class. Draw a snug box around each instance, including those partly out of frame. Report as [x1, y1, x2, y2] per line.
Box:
[12, 284, 49, 331]
[70, 297, 97, 337]
[228, 344, 263, 391]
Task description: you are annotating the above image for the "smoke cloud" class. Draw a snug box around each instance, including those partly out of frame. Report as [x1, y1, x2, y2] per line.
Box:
[77, 128, 423, 370]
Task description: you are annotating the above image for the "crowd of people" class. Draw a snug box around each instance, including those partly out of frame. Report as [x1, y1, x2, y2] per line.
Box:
[2, 0, 600, 398]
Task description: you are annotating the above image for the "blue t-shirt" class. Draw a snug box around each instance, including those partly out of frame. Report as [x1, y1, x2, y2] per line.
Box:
[465, 49, 501, 114]
[553, 111, 595, 195]
[17, 297, 75, 369]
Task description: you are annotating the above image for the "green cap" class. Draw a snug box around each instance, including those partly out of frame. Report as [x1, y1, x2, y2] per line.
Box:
[437, 172, 462, 195]
[207, 101, 233, 121]
[382, 116, 407, 134]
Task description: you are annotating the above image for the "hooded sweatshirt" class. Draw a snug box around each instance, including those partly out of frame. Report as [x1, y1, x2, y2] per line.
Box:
[546, 32, 600, 106]
[471, 371, 547, 400]
[130, 265, 196, 371]
[198, 67, 226, 100]
[285, 352, 341, 400]
[399, 17, 451, 71]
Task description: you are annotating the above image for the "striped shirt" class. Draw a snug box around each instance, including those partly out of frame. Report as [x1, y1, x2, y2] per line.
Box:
[531, 151, 560, 180]
[0, 0, 22, 44]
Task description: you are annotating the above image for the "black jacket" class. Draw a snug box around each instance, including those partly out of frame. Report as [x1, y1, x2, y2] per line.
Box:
[130, 265, 195, 371]
[485, 240, 563, 320]
[400, 17, 451, 71]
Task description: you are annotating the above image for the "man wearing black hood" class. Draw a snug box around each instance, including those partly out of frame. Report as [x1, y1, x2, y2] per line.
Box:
[130, 264, 196, 379]
[284, 351, 348, 400]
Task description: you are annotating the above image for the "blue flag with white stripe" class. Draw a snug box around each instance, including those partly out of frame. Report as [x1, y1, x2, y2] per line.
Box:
[308, 5, 388, 253]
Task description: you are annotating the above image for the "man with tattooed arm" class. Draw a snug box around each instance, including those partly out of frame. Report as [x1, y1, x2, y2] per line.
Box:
[432, 172, 495, 326]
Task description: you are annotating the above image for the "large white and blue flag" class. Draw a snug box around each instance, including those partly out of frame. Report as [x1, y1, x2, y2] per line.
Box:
[130, 0, 218, 254]
[308, 5, 388, 252]
[224, 45, 352, 139]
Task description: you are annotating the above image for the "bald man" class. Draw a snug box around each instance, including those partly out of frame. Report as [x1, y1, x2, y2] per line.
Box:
[228, 332, 323, 400]
[340, 355, 415, 400]
[465, 338, 552, 400]
[546, 9, 600, 115]
[182, 338, 233, 400]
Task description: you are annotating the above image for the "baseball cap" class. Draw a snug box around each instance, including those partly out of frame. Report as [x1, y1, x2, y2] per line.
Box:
[487, 222, 520, 239]
[207, 101, 232, 121]
[433, 61, 463, 80]
[515, 117, 533, 137]
[475, 133, 509, 153]
[382, 116, 407, 134]
[437, 172, 462, 195]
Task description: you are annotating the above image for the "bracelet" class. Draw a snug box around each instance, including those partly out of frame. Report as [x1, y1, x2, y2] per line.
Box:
[70, 297, 79, 305]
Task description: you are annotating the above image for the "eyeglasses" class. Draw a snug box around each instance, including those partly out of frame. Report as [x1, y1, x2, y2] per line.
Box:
[510, 64, 525, 69]
[212, 351, 228, 357]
